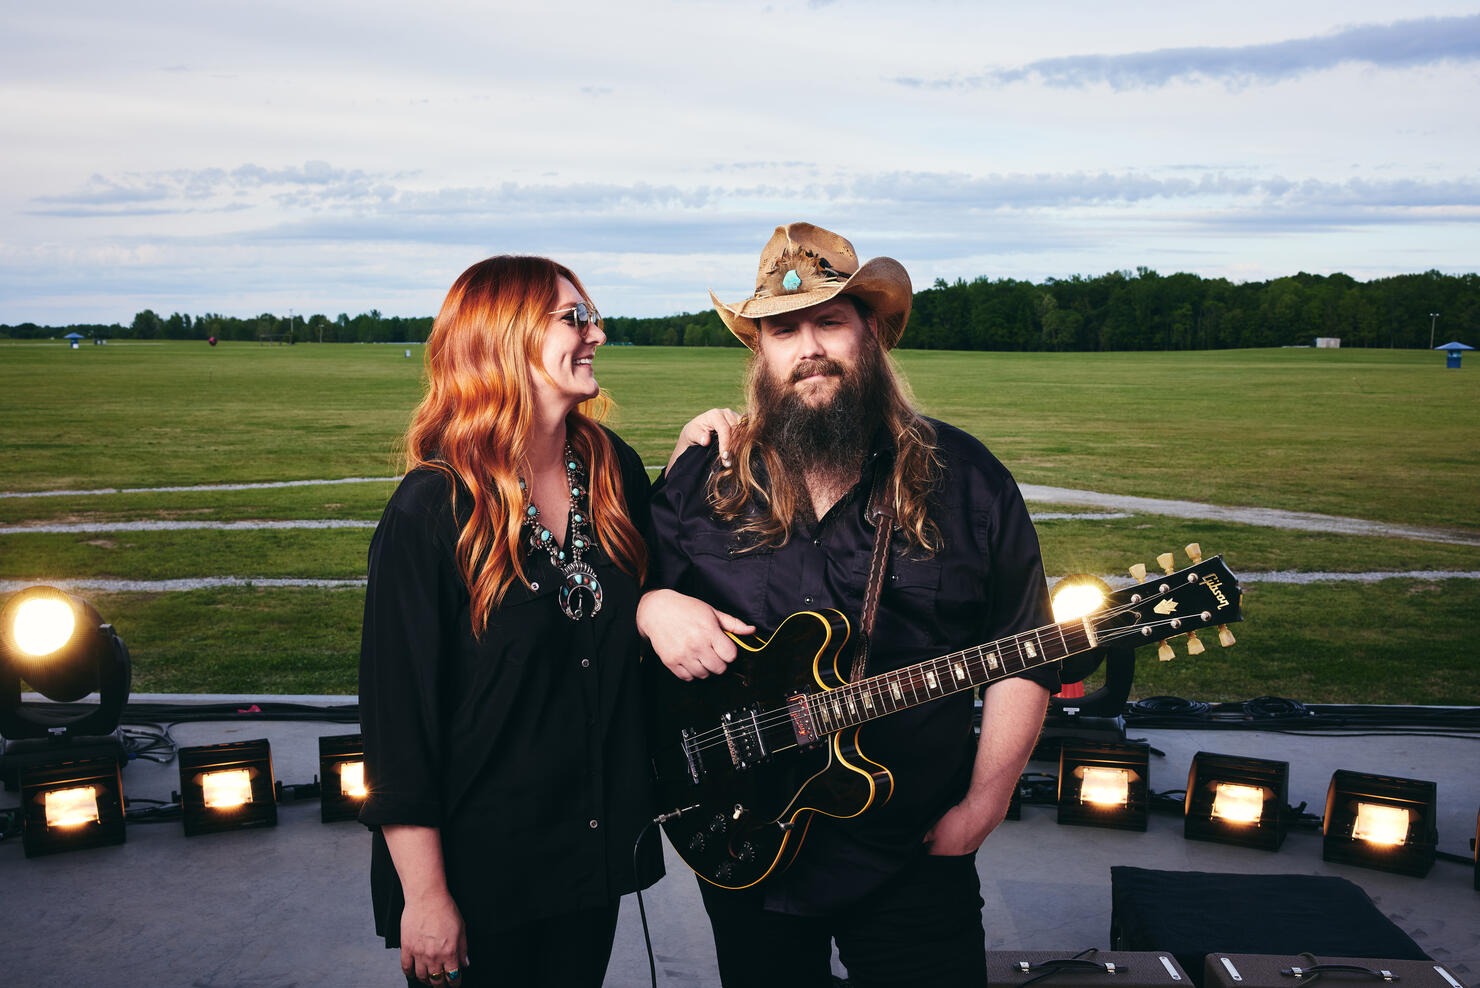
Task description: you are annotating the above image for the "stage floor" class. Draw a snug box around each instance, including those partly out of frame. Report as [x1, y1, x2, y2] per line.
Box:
[3, 696, 1476, 987]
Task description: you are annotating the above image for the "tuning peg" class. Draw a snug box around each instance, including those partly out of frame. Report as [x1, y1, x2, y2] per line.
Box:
[1157, 640, 1175, 662]
[1217, 624, 1236, 648]
[1185, 542, 1203, 565]
[1157, 552, 1175, 575]
[1186, 630, 1205, 655]
[1129, 563, 1147, 582]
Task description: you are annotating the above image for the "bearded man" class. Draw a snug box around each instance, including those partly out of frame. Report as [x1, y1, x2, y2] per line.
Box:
[638, 223, 1059, 988]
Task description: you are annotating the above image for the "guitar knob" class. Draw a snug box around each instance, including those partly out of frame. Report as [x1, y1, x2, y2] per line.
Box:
[1157, 552, 1175, 575]
[687, 832, 707, 854]
[714, 861, 735, 882]
[709, 814, 729, 834]
[1157, 640, 1175, 662]
[1185, 542, 1203, 565]
[1186, 631, 1205, 655]
[1129, 563, 1147, 582]
[736, 841, 757, 863]
[1218, 624, 1237, 647]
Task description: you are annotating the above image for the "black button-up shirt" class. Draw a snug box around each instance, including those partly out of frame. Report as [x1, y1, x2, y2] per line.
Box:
[359, 431, 663, 941]
[648, 420, 1058, 913]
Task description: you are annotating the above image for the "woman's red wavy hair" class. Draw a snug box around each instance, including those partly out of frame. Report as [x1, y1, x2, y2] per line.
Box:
[403, 256, 647, 636]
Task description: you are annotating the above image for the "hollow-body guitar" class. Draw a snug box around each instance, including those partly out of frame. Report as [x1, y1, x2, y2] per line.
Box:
[648, 549, 1242, 889]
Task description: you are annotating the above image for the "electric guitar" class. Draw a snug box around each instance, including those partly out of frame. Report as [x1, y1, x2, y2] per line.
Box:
[649, 545, 1242, 889]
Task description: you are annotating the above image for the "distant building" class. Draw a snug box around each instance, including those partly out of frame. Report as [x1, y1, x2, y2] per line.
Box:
[1315, 337, 1341, 348]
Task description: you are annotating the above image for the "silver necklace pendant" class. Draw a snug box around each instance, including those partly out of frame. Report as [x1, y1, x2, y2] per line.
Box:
[523, 442, 603, 622]
[559, 559, 603, 620]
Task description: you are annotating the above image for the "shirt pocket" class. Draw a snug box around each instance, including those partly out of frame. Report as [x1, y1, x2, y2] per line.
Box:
[686, 530, 774, 624]
[886, 554, 944, 644]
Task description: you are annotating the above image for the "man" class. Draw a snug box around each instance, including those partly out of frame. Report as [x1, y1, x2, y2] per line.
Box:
[637, 223, 1058, 988]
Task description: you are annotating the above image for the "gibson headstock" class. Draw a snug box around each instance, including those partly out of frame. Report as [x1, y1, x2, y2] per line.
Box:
[1103, 543, 1242, 660]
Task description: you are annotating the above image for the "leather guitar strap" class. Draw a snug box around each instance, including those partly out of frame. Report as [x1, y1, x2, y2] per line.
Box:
[850, 462, 897, 683]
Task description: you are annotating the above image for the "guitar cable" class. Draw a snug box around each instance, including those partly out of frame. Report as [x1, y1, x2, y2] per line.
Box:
[633, 804, 698, 988]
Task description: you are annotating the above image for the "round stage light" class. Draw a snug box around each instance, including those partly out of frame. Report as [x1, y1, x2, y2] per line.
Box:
[13, 596, 76, 657]
[1051, 575, 1110, 623]
[0, 586, 131, 741]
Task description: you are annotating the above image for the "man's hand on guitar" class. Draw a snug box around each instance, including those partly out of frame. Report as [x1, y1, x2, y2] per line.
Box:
[637, 589, 755, 681]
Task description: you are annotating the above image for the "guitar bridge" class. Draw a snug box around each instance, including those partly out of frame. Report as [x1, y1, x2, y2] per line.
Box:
[722, 706, 769, 770]
[680, 727, 705, 784]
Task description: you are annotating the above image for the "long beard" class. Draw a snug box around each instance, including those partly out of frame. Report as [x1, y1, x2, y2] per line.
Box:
[753, 344, 886, 491]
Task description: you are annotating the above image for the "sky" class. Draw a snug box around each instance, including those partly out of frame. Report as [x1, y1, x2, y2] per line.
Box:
[2, 0, 1478, 325]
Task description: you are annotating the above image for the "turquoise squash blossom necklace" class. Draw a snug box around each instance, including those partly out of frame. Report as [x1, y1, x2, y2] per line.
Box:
[522, 443, 603, 621]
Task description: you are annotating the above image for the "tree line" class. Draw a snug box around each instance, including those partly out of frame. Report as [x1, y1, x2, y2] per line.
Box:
[4, 268, 1475, 351]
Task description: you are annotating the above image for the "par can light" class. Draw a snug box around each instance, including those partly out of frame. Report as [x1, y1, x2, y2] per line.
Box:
[19, 753, 126, 857]
[1184, 751, 1289, 851]
[178, 739, 277, 836]
[1323, 769, 1437, 877]
[1057, 740, 1149, 831]
[318, 733, 367, 823]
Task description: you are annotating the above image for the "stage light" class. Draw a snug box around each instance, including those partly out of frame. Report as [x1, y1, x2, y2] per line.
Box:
[1050, 574, 1110, 623]
[1184, 751, 1289, 851]
[0, 586, 131, 742]
[318, 733, 367, 823]
[1323, 770, 1437, 877]
[18, 754, 126, 857]
[1057, 740, 1149, 831]
[178, 739, 277, 836]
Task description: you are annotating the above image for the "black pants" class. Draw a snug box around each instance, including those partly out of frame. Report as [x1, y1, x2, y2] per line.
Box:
[400, 901, 620, 988]
[698, 852, 987, 988]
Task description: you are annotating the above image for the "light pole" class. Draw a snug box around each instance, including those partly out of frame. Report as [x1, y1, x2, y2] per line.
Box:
[1429, 312, 1439, 350]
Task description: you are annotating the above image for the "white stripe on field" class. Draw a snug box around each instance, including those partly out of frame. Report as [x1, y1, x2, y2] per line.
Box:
[0, 577, 367, 593]
[0, 477, 402, 499]
[0, 519, 377, 535]
[5, 570, 1477, 596]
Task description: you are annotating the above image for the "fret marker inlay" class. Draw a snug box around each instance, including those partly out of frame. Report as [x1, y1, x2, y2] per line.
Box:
[986, 652, 999, 669]
[1024, 642, 1038, 658]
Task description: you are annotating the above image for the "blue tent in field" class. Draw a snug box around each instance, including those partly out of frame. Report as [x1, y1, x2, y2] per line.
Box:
[64, 331, 85, 349]
[1435, 340, 1473, 368]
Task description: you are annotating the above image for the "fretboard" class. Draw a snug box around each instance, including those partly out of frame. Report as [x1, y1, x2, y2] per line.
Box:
[802, 619, 1095, 735]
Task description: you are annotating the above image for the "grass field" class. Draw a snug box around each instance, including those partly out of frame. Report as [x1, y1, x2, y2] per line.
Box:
[2, 339, 1477, 703]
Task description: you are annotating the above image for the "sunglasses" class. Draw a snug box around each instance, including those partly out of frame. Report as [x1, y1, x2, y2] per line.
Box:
[550, 301, 602, 332]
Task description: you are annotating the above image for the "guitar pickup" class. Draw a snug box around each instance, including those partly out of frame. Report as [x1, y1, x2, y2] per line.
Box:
[786, 693, 822, 749]
[722, 706, 769, 770]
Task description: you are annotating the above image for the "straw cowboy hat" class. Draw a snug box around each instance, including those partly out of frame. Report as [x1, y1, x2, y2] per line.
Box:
[709, 222, 913, 351]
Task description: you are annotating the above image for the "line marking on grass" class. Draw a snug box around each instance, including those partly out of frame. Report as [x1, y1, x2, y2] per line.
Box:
[1020, 484, 1480, 546]
[0, 477, 402, 499]
[0, 520, 377, 535]
[7, 570, 1477, 596]
[0, 577, 368, 593]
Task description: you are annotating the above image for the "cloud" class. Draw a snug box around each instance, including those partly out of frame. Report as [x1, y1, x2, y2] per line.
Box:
[905, 13, 1480, 90]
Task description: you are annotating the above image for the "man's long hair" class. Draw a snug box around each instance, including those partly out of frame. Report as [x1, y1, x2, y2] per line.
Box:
[707, 300, 942, 552]
[403, 256, 646, 636]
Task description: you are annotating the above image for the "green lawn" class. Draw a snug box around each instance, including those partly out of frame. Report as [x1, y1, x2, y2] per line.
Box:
[2, 340, 1476, 702]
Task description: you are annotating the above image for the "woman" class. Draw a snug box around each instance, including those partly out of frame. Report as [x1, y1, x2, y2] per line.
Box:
[359, 256, 715, 987]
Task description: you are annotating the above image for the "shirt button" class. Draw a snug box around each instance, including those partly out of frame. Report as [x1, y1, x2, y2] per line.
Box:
[581, 658, 590, 668]
[813, 538, 821, 546]
[589, 819, 599, 829]
[530, 581, 540, 591]
[803, 596, 813, 605]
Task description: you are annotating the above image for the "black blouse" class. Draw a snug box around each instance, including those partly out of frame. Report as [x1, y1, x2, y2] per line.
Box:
[648, 420, 1058, 914]
[358, 430, 663, 942]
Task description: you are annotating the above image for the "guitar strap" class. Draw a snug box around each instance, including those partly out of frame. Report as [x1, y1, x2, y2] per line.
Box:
[850, 460, 898, 683]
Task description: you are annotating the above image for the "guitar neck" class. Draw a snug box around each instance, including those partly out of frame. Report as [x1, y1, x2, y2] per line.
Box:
[800, 619, 1093, 736]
